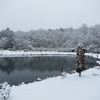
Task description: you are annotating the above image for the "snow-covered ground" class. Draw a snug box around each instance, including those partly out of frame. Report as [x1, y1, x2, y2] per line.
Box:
[0, 50, 100, 100]
[0, 68, 99, 100]
[0, 50, 76, 57]
[0, 50, 100, 58]
[96, 61, 100, 65]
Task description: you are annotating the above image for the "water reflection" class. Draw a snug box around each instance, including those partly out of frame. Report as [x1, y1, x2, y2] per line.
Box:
[0, 56, 97, 85]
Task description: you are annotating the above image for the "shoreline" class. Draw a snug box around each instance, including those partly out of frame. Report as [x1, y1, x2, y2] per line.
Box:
[0, 51, 100, 100]
[0, 50, 76, 58]
[0, 50, 100, 59]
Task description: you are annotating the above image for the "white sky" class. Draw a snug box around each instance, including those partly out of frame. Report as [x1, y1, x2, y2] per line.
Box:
[0, 0, 100, 31]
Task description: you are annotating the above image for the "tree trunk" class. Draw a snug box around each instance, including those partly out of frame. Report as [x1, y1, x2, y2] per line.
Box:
[79, 72, 81, 77]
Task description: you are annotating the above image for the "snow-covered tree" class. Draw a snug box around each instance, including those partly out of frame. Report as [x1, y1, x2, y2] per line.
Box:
[74, 43, 86, 77]
[0, 81, 11, 100]
[0, 24, 100, 52]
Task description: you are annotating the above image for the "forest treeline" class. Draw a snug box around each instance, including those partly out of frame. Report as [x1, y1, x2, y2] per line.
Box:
[0, 24, 100, 53]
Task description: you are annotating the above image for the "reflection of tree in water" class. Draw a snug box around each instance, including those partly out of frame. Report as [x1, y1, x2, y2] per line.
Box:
[0, 56, 97, 74]
[0, 58, 15, 74]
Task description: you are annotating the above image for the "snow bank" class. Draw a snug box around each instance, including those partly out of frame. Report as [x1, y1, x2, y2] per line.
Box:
[0, 50, 76, 57]
[86, 53, 100, 59]
[0, 50, 100, 58]
[0, 68, 99, 100]
[96, 61, 100, 65]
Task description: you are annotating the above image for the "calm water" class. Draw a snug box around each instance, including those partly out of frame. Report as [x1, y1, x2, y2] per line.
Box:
[0, 55, 97, 85]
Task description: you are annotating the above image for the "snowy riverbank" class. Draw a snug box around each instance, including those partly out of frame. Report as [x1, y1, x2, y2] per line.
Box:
[0, 50, 100, 100]
[0, 67, 100, 100]
[0, 50, 76, 57]
[0, 50, 100, 58]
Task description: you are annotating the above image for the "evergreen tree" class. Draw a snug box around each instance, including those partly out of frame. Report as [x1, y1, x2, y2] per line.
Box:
[0, 81, 11, 100]
[74, 43, 86, 76]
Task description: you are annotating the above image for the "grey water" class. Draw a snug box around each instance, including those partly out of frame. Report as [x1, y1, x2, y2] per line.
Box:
[0, 55, 97, 85]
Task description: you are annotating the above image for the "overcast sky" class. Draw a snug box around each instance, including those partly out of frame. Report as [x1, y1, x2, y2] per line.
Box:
[0, 0, 100, 31]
